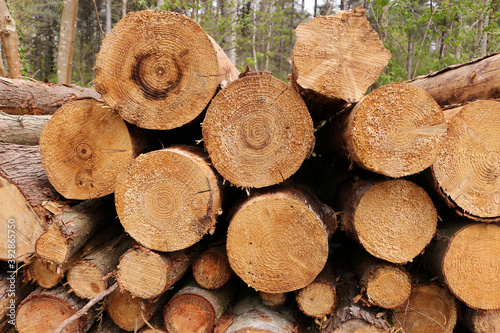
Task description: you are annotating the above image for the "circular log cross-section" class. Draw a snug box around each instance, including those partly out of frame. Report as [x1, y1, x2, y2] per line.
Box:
[227, 187, 332, 293]
[192, 245, 233, 290]
[338, 179, 437, 264]
[115, 147, 222, 252]
[363, 264, 411, 309]
[94, 11, 219, 130]
[432, 100, 500, 221]
[107, 289, 160, 331]
[39, 99, 140, 200]
[202, 72, 314, 188]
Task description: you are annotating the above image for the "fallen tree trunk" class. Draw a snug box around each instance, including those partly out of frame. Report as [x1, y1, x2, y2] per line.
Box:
[192, 244, 233, 290]
[0, 112, 50, 145]
[0, 77, 101, 115]
[408, 53, 500, 108]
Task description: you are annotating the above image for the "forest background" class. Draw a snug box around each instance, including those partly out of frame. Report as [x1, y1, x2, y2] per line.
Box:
[4, 0, 500, 88]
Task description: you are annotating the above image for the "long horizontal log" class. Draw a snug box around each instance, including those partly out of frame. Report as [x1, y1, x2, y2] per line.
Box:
[0, 112, 50, 145]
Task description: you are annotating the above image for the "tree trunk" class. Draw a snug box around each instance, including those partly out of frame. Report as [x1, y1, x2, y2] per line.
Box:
[67, 234, 133, 299]
[351, 249, 412, 309]
[222, 0, 237, 66]
[35, 197, 115, 265]
[163, 280, 234, 333]
[117, 244, 199, 299]
[0, 175, 46, 262]
[202, 72, 315, 188]
[431, 100, 500, 222]
[392, 283, 457, 333]
[0, 47, 7, 77]
[226, 182, 337, 293]
[258, 292, 287, 308]
[0, 77, 101, 115]
[115, 146, 223, 252]
[407, 32, 414, 79]
[290, 8, 391, 118]
[57, 0, 79, 85]
[462, 307, 500, 333]
[121, 0, 127, 17]
[0, 112, 51, 145]
[336, 178, 437, 264]
[94, 11, 220, 130]
[16, 285, 96, 333]
[425, 221, 500, 310]
[0, 0, 21, 79]
[192, 245, 233, 290]
[408, 53, 500, 108]
[106, 0, 111, 35]
[39, 98, 147, 200]
[318, 82, 446, 178]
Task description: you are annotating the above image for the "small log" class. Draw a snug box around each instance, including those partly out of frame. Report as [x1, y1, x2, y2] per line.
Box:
[26, 257, 67, 289]
[35, 197, 115, 265]
[107, 288, 170, 331]
[352, 249, 412, 309]
[392, 283, 457, 333]
[94, 11, 220, 130]
[336, 178, 437, 264]
[258, 292, 287, 308]
[116, 244, 198, 299]
[202, 71, 315, 188]
[0, 175, 46, 261]
[192, 245, 233, 290]
[296, 262, 337, 319]
[425, 221, 500, 310]
[408, 53, 500, 108]
[67, 234, 133, 299]
[0, 77, 101, 115]
[227, 183, 337, 293]
[319, 82, 446, 178]
[431, 100, 500, 222]
[332, 319, 386, 333]
[163, 280, 234, 333]
[290, 8, 391, 116]
[463, 307, 500, 333]
[115, 146, 223, 252]
[0, 112, 50, 145]
[16, 285, 96, 333]
[39, 98, 146, 200]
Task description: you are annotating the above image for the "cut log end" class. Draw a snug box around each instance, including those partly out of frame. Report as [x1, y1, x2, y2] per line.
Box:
[39, 99, 136, 200]
[35, 223, 69, 264]
[258, 292, 287, 308]
[164, 294, 216, 333]
[202, 73, 314, 188]
[28, 257, 63, 289]
[432, 100, 500, 220]
[192, 246, 233, 290]
[107, 288, 156, 331]
[296, 281, 337, 318]
[67, 261, 107, 299]
[364, 265, 412, 309]
[95, 11, 219, 130]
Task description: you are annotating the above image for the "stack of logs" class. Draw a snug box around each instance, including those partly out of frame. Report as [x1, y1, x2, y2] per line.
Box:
[1, 7, 500, 333]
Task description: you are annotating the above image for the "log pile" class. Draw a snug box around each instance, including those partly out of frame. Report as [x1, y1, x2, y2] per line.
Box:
[1, 7, 500, 333]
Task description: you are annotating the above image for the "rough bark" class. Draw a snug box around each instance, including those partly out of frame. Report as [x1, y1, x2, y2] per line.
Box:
[392, 283, 457, 333]
[259, 291, 287, 308]
[462, 307, 500, 333]
[192, 245, 233, 290]
[39, 98, 147, 200]
[202, 72, 315, 188]
[0, 77, 101, 115]
[0, 112, 50, 145]
[163, 280, 234, 333]
[94, 11, 219, 130]
[227, 182, 337, 293]
[57, 0, 79, 84]
[431, 100, 500, 222]
[0, 0, 21, 78]
[408, 53, 500, 108]
[290, 7, 391, 118]
[115, 146, 223, 252]
[318, 82, 446, 178]
[16, 285, 96, 333]
[116, 244, 199, 299]
[335, 177, 437, 264]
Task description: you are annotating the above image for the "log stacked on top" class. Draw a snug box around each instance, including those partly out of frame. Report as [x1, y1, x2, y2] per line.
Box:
[1, 7, 500, 333]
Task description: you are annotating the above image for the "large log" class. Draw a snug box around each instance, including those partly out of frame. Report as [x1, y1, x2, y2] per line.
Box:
[115, 146, 223, 252]
[39, 98, 147, 200]
[462, 307, 500, 333]
[94, 11, 220, 130]
[227, 183, 337, 293]
[408, 53, 500, 108]
[16, 285, 96, 333]
[0, 112, 50, 145]
[192, 245, 233, 290]
[0, 77, 101, 115]
[336, 178, 437, 264]
[431, 100, 500, 222]
[425, 221, 500, 310]
[202, 72, 315, 188]
[290, 7, 391, 117]
[319, 82, 446, 178]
